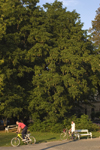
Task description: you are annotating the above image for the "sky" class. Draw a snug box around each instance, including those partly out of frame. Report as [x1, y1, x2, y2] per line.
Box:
[37, 0, 100, 30]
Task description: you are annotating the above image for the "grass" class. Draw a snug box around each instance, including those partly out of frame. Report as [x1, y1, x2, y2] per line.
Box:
[33, 132, 60, 143]
[0, 130, 100, 147]
[0, 130, 60, 147]
[92, 131, 100, 138]
[0, 131, 16, 147]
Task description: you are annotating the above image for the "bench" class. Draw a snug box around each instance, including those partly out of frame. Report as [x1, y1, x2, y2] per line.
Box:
[5, 124, 17, 132]
[75, 129, 92, 139]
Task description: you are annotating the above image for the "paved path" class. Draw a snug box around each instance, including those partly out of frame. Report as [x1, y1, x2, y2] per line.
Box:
[0, 138, 100, 150]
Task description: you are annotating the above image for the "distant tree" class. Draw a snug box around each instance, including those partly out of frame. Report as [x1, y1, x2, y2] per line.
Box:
[89, 6, 100, 96]
[89, 7, 100, 48]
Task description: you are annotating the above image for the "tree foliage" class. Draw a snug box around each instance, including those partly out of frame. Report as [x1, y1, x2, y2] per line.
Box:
[0, 0, 39, 121]
[89, 6, 100, 95]
[89, 7, 100, 48]
[0, 0, 100, 129]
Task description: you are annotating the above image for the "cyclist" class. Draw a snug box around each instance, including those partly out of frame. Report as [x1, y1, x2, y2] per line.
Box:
[16, 121, 27, 141]
[69, 121, 75, 139]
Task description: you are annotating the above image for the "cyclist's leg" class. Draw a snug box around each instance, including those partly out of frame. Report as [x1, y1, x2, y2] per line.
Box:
[22, 126, 27, 139]
[71, 132, 76, 140]
[25, 126, 27, 134]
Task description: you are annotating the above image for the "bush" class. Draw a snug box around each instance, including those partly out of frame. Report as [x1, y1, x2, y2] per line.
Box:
[50, 123, 64, 133]
[28, 120, 64, 133]
[28, 114, 99, 133]
[66, 114, 99, 132]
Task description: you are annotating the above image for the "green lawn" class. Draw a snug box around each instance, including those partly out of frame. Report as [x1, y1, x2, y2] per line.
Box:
[92, 131, 100, 138]
[0, 131, 100, 147]
[0, 132, 16, 147]
[0, 131, 60, 147]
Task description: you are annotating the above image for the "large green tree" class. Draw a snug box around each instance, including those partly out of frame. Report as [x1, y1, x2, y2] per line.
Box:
[0, 0, 39, 121]
[28, 1, 100, 130]
[0, 0, 99, 129]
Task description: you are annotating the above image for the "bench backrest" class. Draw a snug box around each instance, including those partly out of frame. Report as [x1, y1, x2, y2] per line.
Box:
[75, 129, 88, 133]
[7, 125, 17, 128]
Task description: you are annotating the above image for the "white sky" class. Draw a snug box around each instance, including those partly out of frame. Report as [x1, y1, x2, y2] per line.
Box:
[37, 0, 100, 30]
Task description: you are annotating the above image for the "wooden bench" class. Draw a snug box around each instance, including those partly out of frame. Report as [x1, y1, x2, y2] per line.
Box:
[5, 124, 17, 132]
[75, 129, 92, 139]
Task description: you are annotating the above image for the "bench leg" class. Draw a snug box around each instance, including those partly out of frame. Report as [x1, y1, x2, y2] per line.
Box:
[5, 128, 9, 133]
[78, 134, 80, 140]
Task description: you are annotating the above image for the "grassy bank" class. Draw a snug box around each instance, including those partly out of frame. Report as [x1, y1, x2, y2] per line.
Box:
[0, 131, 100, 147]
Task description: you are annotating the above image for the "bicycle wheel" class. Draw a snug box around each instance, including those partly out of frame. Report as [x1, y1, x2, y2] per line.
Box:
[28, 136, 36, 144]
[60, 132, 68, 140]
[11, 137, 20, 147]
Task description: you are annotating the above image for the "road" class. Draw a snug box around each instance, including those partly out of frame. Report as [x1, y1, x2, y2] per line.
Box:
[0, 138, 100, 150]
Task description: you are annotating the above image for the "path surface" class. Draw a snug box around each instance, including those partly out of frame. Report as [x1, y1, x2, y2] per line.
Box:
[0, 138, 100, 150]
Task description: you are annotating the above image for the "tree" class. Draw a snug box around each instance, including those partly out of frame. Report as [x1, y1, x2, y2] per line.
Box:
[89, 6, 100, 96]
[28, 1, 100, 131]
[0, 0, 39, 122]
[89, 7, 100, 48]
[0, 0, 99, 130]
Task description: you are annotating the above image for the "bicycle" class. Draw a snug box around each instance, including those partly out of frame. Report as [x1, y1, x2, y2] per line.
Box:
[11, 132, 36, 147]
[60, 128, 77, 141]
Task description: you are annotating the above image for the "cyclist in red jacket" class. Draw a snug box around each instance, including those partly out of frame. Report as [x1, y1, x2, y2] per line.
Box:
[16, 121, 27, 141]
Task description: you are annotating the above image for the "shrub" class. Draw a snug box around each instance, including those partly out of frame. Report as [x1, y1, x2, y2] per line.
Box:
[28, 120, 64, 133]
[70, 114, 99, 132]
[28, 114, 99, 133]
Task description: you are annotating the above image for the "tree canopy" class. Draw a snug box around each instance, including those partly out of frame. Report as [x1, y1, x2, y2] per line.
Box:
[89, 7, 100, 48]
[0, 0, 100, 129]
[89, 5, 100, 96]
